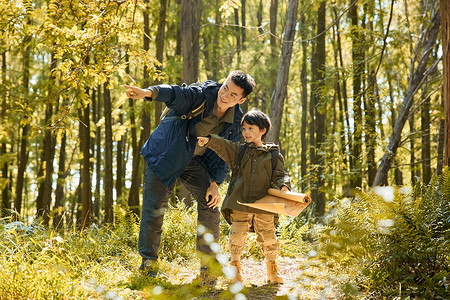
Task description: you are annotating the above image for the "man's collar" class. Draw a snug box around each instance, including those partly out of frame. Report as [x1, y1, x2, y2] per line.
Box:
[213, 101, 235, 124]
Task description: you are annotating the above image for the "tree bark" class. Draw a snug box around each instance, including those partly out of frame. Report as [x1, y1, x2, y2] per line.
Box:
[154, 0, 167, 127]
[181, 0, 201, 83]
[300, 3, 308, 191]
[41, 52, 57, 225]
[127, 58, 141, 217]
[53, 130, 67, 230]
[268, 0, 278, 100]
[311, 1, 326, 217]
[94, 86, 102, 219]
[1, 47, 10, 216]
[442, 0, 450, 167]
[349, 0, 363, 189]
[437, 92, 445, 174]
[15, 19, 32, 215]
[373, 10, 440, 186]
[266, 0, 299, 144]
[334, 6, 351, 195]
[103, 82, 113, 224]
[234, 9, 241, 60]
[421, 93, 431, 184]
[409, 116, 417, 185]
[80, 94, 91, 229]
[366, 71, 377, 185]
[241, 0, 246, 50]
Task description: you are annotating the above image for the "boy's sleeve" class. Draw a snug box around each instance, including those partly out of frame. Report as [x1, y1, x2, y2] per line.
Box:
[271, 153, 291, 190]
[204, 134, 239, 170]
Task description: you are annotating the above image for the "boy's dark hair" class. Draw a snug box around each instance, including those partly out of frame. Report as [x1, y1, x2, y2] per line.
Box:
[241, 108, 272, 140]
[229, 70, 256, 98]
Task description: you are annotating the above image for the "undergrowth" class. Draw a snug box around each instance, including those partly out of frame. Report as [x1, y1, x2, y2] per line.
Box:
[313, 168, 450, 299]
[3, 168, 447, 300]
[0, 197, 310, 299]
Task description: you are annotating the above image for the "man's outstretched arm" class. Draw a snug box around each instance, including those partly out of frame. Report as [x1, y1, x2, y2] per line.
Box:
[124, 85, 153, 99]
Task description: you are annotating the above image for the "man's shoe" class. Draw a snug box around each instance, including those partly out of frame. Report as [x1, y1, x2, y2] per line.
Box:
[139, 260, 160, 278]
[199, 267, 217, 287]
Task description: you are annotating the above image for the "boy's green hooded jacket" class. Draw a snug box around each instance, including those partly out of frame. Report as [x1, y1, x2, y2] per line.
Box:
[204, 134, 291, 223]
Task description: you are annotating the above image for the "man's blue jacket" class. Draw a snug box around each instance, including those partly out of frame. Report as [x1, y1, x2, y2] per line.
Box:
[140, 80, 243, 188]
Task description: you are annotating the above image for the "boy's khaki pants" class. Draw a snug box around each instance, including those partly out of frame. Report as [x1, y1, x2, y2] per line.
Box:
[229, 210, 279, 261]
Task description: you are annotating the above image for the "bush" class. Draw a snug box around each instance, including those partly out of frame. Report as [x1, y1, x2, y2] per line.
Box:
[316, 168, 450, 299]
[159, 199, 197, 261]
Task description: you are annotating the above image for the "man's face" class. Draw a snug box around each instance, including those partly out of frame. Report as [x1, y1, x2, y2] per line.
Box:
[217, 77, 246, 111]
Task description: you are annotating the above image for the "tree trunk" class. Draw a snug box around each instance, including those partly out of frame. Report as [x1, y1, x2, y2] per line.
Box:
[127, 57, 141, 217]
[241, 0, 246, 50]
[268, 0, 278, 98]
[15, 24, 31, 215]
[175, 0, 182, 84]
[234, 9, 241, 61]
[103, 82, 114, 224]
[154, 0, 167, 127]
[1, 48, 10, 216]
[300, 4, 308, 191]
[373, 10, 440, 186]
[442, 0, 450, 167]
[182, 0, 201, 83]
[421, 94, 431, 184]
[41, 52, 57, 225]
[311, 1, 326, 217]
[437, 92, 445, 174]
[116, 111, 125, 205]
[257, 0, 264, 35]
[94, 86, 102, 219]
[366, 71, 377, 185]
[79, 93, 91, 229]
[53, 130, 67, 230]
[127, 101, 141, 217]
[350, 0, 363, 189]
[365, 1, 377, 186]
[334, 6, 351, 195]
[266, 0, 299, 144]
[409, 116, 417, 185]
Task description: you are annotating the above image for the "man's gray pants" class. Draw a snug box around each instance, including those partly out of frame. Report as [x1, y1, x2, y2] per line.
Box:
[138, 157, 221, 268]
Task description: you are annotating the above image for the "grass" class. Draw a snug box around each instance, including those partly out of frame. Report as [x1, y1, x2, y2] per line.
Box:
[3, 169, 448, 299]
[0, 201, 312, 299]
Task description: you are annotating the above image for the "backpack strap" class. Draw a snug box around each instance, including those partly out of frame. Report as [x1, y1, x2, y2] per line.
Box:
[161, 99, 207, 121]
[160, 81, 206, 121]
[270, 149, 279, 174]
[233, 144, 279, 176]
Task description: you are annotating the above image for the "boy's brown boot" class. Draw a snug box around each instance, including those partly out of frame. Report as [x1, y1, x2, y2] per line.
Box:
[266, 261, 284, 284]
[230, 260, 243, 282]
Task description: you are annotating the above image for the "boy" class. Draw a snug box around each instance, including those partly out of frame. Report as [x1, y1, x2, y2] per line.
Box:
[197, 109, 290, 284]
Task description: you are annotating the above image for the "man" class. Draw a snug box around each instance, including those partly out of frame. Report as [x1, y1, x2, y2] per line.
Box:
[124, 70, 255, 282]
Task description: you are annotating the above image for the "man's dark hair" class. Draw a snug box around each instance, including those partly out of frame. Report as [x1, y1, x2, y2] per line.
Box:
[241, 108, 272, 140]
[229, 70, 256, 98]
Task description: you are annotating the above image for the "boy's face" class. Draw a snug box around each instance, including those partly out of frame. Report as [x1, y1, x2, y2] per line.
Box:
[217, 77, 246, 112]
[242, 122, 266, 147]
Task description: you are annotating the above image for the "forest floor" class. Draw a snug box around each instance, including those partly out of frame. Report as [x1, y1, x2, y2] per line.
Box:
[142, 255, 341, 299]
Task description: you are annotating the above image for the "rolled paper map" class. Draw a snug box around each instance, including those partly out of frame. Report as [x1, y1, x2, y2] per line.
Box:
[238, 188, 311, 217]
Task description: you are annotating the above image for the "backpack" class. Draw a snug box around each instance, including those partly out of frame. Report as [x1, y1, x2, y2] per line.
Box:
[160, 82, 206, 121]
